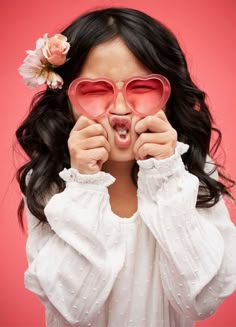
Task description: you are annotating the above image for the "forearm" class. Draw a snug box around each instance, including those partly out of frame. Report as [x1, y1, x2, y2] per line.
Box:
[137, 142, 236, 319]
[24, 169, 125, 325]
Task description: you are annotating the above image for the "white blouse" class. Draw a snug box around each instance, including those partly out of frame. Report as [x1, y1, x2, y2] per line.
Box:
[24, 142, 236, 327]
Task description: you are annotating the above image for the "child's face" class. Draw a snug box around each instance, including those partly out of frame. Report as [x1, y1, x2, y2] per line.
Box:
[73, 37, 153, 162]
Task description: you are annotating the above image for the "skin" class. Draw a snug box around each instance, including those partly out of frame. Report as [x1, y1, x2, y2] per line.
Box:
[68, 38, 177, 217]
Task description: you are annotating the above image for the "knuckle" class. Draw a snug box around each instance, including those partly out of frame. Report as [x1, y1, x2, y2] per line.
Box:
[67, 137, 72, 148]
[146, 115, 153, 125]
[171, 128, 178, 139]
[100, 147, 108, 157]
[139, 133, 147, 143]
[99, 135, 107, 144]
[68, 138, 79, 153]
[75, 151, 83, 161]
[78, 115, 88, 125]
[68, 142, 77, 155]
[166, 128, 177, 145]
[142, 143, 150, 154]
[94, 124, 104, 134]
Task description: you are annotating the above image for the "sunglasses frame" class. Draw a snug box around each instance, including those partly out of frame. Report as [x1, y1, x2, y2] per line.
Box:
[68, 74, 171, 119]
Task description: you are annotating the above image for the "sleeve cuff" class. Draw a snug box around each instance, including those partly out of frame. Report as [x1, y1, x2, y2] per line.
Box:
[137, 142, 189, 177]
[59, 168, 115, 187]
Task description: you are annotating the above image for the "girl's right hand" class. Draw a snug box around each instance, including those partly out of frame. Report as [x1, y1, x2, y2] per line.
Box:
[68, 116, 110, 174]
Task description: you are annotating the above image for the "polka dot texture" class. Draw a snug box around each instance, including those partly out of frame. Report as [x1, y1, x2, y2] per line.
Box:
[24, 142, 236, 327]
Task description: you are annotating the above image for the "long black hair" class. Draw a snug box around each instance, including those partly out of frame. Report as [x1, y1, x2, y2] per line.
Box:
[15, 7, 234, 227]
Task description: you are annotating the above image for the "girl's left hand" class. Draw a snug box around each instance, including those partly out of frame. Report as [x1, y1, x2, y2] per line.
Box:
[133, 110, 177, 160]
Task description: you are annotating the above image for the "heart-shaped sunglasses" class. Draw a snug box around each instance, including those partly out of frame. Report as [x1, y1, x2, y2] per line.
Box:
[68, 74, 171, 119]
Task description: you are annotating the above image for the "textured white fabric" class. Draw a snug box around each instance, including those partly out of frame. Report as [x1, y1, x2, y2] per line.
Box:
[24, 142, 236, 327]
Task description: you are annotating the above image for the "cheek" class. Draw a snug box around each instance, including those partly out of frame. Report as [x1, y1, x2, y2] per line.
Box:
[96, 116, 111, 140]
[70, 104, 81, 121]
[97, 116, 109, 130]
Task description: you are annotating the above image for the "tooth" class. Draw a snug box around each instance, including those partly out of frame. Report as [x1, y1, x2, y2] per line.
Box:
[117, 129, 127, 136]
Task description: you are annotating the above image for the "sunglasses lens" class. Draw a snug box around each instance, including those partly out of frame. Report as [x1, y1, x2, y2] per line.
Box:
[126, 77, 170, 115]
[68, 80, 114, 119]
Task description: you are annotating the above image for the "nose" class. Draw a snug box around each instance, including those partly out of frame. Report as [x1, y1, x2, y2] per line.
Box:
[110, 90, 131, 116]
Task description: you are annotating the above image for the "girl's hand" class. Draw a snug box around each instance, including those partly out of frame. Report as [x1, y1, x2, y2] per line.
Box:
[133, 110, 177, 160]
[68, 116, 110, 174]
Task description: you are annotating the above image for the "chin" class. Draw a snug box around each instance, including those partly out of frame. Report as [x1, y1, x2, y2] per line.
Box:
[108, 150, 135, 162]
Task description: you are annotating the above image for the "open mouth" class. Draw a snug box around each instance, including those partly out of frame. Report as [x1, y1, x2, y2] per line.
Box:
[110, 117, 131, 147]
[114, 126, 129, 139]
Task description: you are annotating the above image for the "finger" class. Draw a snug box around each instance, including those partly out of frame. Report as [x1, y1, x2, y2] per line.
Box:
[133, 132, 169, 153]
[76, 135, 111, 152]
[134, 128, 177, 158]
[135, 143, 174, 160]
[85, 147, 109, 168]
[154, 109, 169, 122]
[70, 122, 108, 140]
[71, 115, 99, 133]
[72, 147, 109, 174]
[68, 134, 110, 160]
[135, 115, 170, 134]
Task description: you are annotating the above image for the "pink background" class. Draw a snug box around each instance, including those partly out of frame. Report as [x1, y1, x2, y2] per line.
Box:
[0, 0, 235, 326]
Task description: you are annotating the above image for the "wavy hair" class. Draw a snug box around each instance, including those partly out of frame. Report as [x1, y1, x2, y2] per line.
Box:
[16, 7, 234, 227]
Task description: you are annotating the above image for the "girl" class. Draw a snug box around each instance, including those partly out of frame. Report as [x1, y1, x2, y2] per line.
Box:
[16, 7, 236, 327]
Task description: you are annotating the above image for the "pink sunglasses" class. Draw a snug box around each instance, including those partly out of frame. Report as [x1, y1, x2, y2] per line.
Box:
[68, 74, 171, 119]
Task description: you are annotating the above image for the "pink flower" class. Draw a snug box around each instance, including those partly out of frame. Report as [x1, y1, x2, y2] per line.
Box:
[18, 33, 70, 89]
[18, 49, 48, 88]
[42, 34, 70, 66]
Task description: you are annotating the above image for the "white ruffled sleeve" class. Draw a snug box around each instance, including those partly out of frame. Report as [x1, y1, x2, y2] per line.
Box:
[137, 142, 236, 320]
[24, 169, 125, 326]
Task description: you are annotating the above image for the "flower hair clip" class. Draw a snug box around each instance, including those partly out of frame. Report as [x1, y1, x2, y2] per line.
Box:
[18, 33, 70, 89]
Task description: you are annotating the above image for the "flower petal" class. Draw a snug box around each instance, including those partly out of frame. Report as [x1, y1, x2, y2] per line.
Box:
[47, 71, 63, 89]
[19, 32, 69, 89]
